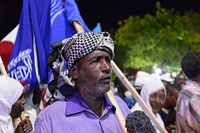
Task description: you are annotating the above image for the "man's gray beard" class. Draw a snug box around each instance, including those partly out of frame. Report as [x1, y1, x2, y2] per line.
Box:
[81, 81, 110, 98]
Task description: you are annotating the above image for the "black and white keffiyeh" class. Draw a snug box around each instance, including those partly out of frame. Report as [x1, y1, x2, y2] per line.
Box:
[45, 31, 114, 105]
[62, 31, 115, 70]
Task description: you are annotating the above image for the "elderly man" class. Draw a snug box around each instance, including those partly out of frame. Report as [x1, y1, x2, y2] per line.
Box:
[34, 32, 130, 133]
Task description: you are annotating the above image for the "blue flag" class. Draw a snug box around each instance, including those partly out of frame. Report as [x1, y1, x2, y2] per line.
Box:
[50, 0, 90, 44]
[92, 23, 102, 32]
[8, 0, 90, 91]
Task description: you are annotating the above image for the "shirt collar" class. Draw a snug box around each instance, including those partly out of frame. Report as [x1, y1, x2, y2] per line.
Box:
[65, 91, 116, 116]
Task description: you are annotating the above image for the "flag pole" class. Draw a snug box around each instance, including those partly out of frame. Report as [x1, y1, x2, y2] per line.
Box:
[0, 56, 8, 76]
[72, 21, 127, 133]
[72, 21, 167, 133]
[111, 61, 168, 133]
[73, 21, 84, 33]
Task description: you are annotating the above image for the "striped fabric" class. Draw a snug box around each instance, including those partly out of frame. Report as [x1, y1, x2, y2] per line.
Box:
[176, 79, 200, 133]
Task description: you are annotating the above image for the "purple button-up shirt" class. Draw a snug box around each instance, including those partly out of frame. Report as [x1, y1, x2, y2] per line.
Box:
[34, 91, 130, 133]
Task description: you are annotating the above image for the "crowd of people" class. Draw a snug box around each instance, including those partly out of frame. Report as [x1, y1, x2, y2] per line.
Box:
[0, 32, 200, 133]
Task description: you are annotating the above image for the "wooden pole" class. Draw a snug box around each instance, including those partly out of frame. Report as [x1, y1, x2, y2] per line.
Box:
[106, 90, 127, 132]
[0, 56, 8, 76]
[73, 21, 84, 33]
[111, 61, 168, 133]
[72, 21, 127, 133]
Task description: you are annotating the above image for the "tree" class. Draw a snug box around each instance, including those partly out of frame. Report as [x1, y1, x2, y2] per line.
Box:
[114, 2, 200, 73]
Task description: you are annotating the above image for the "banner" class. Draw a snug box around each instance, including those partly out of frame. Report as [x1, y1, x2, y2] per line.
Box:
[8, 0, 90, 91]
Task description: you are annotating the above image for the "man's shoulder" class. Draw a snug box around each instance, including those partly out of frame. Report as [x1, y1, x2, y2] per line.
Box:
[47, 100, 66, 109]
[38, 100, 66, 117]
[183, 80, 200, 91]
[114, 95, 127, 106]
[114, 95, 131, 117]
[180, 83, 200, 98]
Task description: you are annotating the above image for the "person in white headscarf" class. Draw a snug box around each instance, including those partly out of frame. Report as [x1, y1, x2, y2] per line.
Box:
[131, 72, 167, 133]
[0, 74, 33, 133]
[134, 71, 150, 93]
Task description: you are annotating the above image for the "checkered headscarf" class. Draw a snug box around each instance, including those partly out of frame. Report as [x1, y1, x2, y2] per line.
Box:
[62, 32, 114, 70]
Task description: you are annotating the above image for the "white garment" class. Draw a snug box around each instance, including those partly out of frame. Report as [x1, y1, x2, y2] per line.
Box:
[23, 90, 40, 132]
[0, 75, 23, 133]
[131, 73, 166, 133]
[134, 71, 150, 90]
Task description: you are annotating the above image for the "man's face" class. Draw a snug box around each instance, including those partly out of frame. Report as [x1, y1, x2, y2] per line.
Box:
[74, 50, 112, 98]
[174, 74, 186, 87]
[166, 90, 179, 108]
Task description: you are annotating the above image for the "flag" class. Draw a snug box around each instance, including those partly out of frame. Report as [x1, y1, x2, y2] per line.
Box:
[92, 23, 102, 32]
[50, 0, 90, 44]
[8, 0, 90, 92]
[1, 25, 19, 43]
[49, 0, 90, 82]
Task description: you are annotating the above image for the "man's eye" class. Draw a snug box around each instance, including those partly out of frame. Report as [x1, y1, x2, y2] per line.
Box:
[105, 57, 111, 63]
[93, 58, 100, 62]
[90, 57, 100, 64]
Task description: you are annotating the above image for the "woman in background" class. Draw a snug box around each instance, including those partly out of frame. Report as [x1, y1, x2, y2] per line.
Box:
[131, 72, 166, 133]
[0, 75, 33, 133]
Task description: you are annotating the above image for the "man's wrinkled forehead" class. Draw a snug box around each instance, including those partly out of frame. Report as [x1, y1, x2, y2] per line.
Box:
[86, 49, 112, 58]
[73, 49, 111, 66]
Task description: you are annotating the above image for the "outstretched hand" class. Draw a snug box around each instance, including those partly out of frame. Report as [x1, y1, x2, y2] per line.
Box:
[15, 116, 33, 133]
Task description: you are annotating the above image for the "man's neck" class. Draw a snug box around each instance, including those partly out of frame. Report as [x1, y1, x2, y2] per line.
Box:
[81, 93, 105, 118]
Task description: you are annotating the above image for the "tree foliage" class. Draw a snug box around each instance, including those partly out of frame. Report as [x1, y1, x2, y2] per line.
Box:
[114, 2, 200, 73]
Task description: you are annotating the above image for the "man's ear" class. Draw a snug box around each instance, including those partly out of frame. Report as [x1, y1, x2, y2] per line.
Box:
[70, 66, 78, 79]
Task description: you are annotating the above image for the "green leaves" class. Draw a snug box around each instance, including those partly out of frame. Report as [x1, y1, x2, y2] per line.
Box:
[114, 2, 200, 72]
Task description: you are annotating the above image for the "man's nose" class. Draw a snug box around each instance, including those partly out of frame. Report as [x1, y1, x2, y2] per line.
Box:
[101, 59, 111, 72]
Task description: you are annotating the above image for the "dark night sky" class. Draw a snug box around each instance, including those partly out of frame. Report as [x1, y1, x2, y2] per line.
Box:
[1, 0, 200, 40]
[77, 0, 200, 30]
